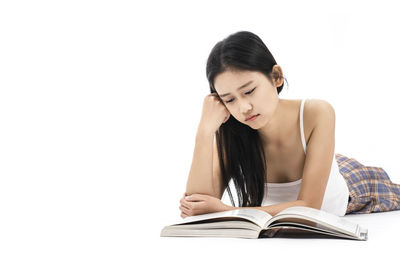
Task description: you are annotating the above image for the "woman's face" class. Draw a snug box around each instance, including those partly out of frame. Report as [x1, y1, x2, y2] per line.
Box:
[214, 69, 280, 129]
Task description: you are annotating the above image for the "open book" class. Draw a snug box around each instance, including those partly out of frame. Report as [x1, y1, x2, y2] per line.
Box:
[160, 206, 368, 240]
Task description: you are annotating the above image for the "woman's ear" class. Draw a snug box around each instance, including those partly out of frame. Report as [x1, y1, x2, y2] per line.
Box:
[272, 65, 283, 87]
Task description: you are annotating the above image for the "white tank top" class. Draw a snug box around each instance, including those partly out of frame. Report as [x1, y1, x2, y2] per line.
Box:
[261, 99, 349, 216]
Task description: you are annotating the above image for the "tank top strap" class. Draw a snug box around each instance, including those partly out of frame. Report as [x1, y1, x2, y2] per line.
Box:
[300, 99, 307, 154]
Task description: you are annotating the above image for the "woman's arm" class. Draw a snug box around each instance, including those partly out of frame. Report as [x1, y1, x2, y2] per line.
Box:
[185, 130, 216, 197]
[184, 93, 230, 198]
[181, 194, 308, 217]
[180, 130, 229, 218]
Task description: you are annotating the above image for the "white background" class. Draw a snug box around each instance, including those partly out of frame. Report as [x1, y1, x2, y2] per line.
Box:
[1, 0, 399, 266]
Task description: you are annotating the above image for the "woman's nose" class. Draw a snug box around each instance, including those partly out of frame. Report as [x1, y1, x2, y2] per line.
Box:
[240, 101, 252, 114]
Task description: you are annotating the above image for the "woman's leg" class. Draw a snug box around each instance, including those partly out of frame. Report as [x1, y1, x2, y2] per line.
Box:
[336, 153, 400, 214]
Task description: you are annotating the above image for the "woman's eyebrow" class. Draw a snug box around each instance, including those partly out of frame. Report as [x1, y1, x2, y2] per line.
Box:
[219, 80, 253, 97]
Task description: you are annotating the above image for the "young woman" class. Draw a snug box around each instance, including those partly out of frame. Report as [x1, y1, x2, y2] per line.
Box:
[179, 31, 400, 218]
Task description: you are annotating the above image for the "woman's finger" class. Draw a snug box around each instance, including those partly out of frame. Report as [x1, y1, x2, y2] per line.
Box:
[179, 204, 190, 214]
[180, 198, 192, 209]
[180, 206, 192, 218]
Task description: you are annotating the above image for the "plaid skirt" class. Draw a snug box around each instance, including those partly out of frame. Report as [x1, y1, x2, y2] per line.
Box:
[336, 153, 400, 214]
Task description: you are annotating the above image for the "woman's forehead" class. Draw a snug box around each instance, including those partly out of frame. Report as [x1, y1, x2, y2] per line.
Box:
[214, 70, 261, 92]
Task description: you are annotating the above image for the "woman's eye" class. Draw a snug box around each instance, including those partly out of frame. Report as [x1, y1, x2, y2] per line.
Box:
[245, 88, 256, 95]
[225, 88, 256, 104]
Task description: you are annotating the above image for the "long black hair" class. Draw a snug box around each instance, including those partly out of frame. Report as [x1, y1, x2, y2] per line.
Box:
[206, 31, 288, 207]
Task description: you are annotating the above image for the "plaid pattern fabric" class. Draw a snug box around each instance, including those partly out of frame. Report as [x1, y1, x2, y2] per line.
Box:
[335, 153, 400, 214]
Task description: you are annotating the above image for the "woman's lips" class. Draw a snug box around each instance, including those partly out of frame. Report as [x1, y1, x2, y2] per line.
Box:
[246, 114, 259, 121]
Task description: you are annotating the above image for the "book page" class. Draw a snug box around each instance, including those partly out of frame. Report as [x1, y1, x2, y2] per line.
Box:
[262, 226, 357, 239]
[161, 227, 260, 239]
[165, 220, 261, 231]
[173, 209, 272, 228]
[266, 206, 359, 235]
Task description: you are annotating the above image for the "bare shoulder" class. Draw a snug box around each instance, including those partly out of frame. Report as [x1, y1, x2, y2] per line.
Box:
[304, 98, 335, 129]
[304, 98, 335, 111]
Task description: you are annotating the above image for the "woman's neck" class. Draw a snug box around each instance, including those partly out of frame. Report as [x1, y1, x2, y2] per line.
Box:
[258, 99, 295, 148]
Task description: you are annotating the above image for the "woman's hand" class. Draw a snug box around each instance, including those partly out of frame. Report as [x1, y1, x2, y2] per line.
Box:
[197, 92, 230, 135]
[179, 193, 232, 218]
